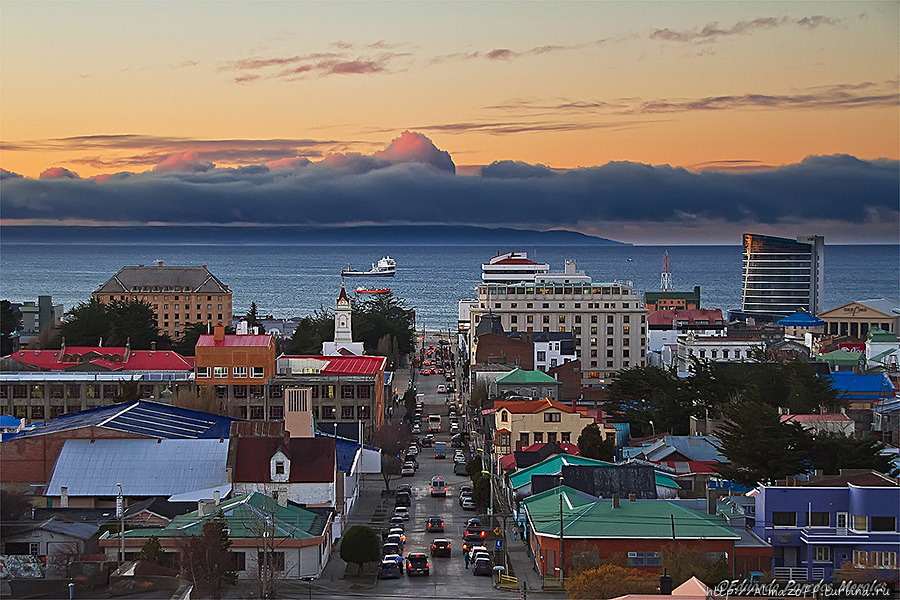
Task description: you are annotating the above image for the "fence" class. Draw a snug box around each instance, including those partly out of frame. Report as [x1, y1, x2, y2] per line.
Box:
[542, 575, 568, 591]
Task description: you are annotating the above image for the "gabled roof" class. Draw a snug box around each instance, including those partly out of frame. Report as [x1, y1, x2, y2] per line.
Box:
[94, 265, 230, 294]
[278, 355, 386, 375]
[47, 438, 229, 497]
[3, 348, 193, 372]
[197, 334, 272, 347]
[495, 398, 578, 416]
[495, 368, 559, 385]
[5, 400, 238, 441]
[818, 298, 900, 319]
[233, 437, 335, 483]
[120, 492, 330, 540]
[523, 486, 739, 540]
[642, 436, 727, 463]
[817, 349, 863, 366]
[509, 454, 611, 490]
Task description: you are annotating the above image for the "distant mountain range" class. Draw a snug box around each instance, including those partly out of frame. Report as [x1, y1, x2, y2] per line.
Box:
[1, 225, 629, 246]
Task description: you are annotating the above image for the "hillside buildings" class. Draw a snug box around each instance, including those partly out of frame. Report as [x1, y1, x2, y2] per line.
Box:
[93, 261, 233, 339]
[741, 233, 824, 319]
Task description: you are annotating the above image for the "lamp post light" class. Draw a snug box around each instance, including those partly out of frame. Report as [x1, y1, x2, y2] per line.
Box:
[649, 420, 656, 436]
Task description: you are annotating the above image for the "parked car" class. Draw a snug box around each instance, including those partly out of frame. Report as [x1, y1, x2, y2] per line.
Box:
[388, 516, 405, 529]
[386, 533, 405, 551]
[383, 552, 405, 572]
[405, 553, 430, 576]
[466, 518, 481, 528]
[395, 491, 411, 506]
[431, 538, 452, 557]
[401, 463, 415, 477]
[426, 517, 445, 532]
[381, 542, 401, 557]
[412, 424, 421, 434]
[472, 557, 492, 576]
[421, 434, 434, 447]
[377, 558, 402, 579]
[407, 445, 419, 456]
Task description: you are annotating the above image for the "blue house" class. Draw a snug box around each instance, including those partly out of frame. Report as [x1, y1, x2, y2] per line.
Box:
[753, 471, 899, 581]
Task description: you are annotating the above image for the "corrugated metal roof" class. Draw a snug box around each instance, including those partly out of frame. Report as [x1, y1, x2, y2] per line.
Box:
[95, 265, 230, 294]
[47, 438, 229, 497]
[197, 334, 272, 347]
[279, 355, 386, 375]
[495, 368, 559, 385]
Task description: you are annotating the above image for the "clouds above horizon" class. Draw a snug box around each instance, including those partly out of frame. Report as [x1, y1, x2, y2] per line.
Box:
[650, 15, 840, 43]
[3, 133, 897, 242]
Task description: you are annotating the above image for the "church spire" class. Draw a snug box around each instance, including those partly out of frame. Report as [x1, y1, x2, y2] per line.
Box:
[334, 284, 353, 343]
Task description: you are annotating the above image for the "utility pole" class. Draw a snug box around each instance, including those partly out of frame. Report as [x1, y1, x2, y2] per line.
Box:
[670, 513, 677, 568]
[559, 477, 564, 582]
[116, 483, 124, 565]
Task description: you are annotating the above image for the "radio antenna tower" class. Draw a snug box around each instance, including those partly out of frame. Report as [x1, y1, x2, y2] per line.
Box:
[660, 250, 672, 292]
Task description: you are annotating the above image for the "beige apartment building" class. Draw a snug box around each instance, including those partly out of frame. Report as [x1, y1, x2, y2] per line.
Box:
[469, 280, 647, 386]
[93, 261, 233, 339]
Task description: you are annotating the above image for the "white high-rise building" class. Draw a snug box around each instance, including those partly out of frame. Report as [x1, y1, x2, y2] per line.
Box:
[741, 233, 824, 319]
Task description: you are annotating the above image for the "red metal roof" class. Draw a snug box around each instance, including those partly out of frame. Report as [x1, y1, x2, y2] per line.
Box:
[279, 355, 386, 375]
[495, 398, 577, 415]
[233, 437, 336, 483]
[125, 351, 195, 370]
[780, 414, 852, 422]
[6, 348, 193, 372]
[656, 460, 719, 474]
[196, 334, 272, 347]
[490, 258, 543, 265]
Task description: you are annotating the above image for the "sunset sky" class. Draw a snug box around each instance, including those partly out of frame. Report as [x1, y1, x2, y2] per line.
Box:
[1, 1, 898, 243]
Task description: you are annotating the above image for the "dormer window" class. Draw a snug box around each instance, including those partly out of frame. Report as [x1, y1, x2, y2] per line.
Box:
[500, 410, 509, 423]
[275, 461, 285, 475]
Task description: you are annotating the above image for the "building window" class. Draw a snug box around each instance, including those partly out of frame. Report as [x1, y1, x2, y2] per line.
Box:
[230, 552, 246, 571]
[258, 551, 285, 572]
[500, 410, 509, 423]
[627, 551, 661, 567]
[249, 405, 264, 419]
[233, 366, 247, 378]
[547, 432, 557, 444]
[561, 432, 570, 443]
[537, 351, 546, 362]
[533, 432, 543, 443]
[558, 315, 565, 323]
[251, 367, 264, 378]
[852, 514, 868, 531]
[357, 385, 371, 399]
[809, 512, 830, 527]
[519, 432, 529, 446]
[574, 316, 581, 323]
[321, 385, 332, 398]
[511, 315, 518, 323]
[870, 516, 896, 532]
[269, 405, 283, 419]
[214, 367, 228, 378]
[275, 461, 285, 475]
[542, 315, 550, 324]
[358, 405, 371, 420]
[341, 385, 354, 399]
[606, 315, 613, 323]
[197, 366, 211, 378]
[813, 546, 831, 562]
[322, 405, 336, 420]
[772, 511, 796, 527]
[543, 412, 561, 422]
[527, 315, 534, 323]
[341, 405, 355, 419]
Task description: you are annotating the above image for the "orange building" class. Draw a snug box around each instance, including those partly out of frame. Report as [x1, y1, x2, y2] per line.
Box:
[194, 326, 276, 386]
[93, 261, 233, 339]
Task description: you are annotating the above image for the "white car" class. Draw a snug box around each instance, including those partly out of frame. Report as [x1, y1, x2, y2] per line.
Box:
[436, 384, 446, 393]
[407, 445, 419, 456]
[454, 452, 467, 464]
[461, 497, 476, 510]
[412, 424, 421, 434]
[393, 506, 411, 520]
[401, 463, 416, 477]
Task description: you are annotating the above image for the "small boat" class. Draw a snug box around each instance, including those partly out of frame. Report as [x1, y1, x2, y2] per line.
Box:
[626, 258, 633, 262]
[341, 256, 397, 277]
[355, 287, 391, 294]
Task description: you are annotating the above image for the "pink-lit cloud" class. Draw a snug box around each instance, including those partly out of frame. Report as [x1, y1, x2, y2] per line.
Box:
[650, 15, 840, 43]
[374, 131, 455, 172]
[39, 167, 80, 179]
[154, 151, 214, 173]
[266, 156, 312, 170]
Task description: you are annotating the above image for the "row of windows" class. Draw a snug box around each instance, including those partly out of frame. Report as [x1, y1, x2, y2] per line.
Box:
[480, 284, 632, 296]
[159, 304, 222, 310]
[161, 313, 223, 321]
[772, 511, 897, 532]
[197, 366, 265, 378]
[518, 431, 571, 445]
[1, 383, 121, 400]
[231, 403, 373, 421]
[695, 348, 747, 360]
[494, 301, 635, 310]
[122, 292, 225, 301]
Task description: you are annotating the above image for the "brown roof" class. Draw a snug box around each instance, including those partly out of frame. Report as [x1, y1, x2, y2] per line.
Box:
[233, 437, 335, 483]
[802, 471, 898, 487]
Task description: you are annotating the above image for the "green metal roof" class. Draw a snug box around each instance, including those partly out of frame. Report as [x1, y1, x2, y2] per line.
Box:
[867, 328, 898, 343]
[523, 486, 739, 540]
[495, 368, 560, 385]
[119, 492, 329, 540]
[816, 349, 863, 367]
[870, 347, 899, 362]
[509, 454, 679, 490]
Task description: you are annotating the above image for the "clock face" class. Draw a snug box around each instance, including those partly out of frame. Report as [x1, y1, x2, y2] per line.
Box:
[340, 317, 347, 327]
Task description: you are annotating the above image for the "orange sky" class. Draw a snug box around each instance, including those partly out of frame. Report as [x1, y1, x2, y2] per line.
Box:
[1, 2, 898, 179]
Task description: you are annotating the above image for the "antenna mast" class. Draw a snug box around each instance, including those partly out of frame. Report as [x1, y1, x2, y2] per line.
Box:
[660, 250, 672, 292]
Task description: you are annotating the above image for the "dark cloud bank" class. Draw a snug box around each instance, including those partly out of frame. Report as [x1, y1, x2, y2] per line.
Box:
[2, 132, 897, 242]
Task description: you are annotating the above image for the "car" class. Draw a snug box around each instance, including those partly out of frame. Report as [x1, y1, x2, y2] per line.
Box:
[386, 533, 405, 551]
[464, 527, 486, 544]
[467, 545, 489, 561]
[406, 445, 419, 456]
[388, 516, 405, 529]
[426, 517, 445, 532]
[431, 538, 452, 557]
[454, 462, 468, 476]
[421, 435, 434, 447]
[401, 464, 415, 477]
[436, 384, 446, 393]
[454, 453, 467, 464]
[461, 497, 476, 511]
[458, 491, 472, 506]
[396, 483, 412, 494]
[383, 552, 405, 573]
[412, 424, 421, 434]
[472, 557, 492, 575]
[451, 434, 465, 448]
[377, 558, 402, 579]
[466, 518, 481, 528]
[419, 369, 429, 376]
[405, 553, 430, 576]
[381, 542, 401, 557]
[393, 506, 410, 520]
[430, 477, 447, 497]
[450, 424, 460, 435]
[395, 491, 411, 507]
[388, 527, 406, 542]
[459, 485, 473, 498]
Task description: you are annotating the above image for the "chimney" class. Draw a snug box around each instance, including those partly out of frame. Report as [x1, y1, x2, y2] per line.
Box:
[659, 572, 673, 595]
[707, 487, 717, 515]
[629, 493, 636, 502]
[213, 490, 220, 505]
[612, 493, 620, 509]
[60, 486, 68, 508]
[214, 325, 225, 342]
[157, 260, 164, 267]
[151, 341, 156, 351]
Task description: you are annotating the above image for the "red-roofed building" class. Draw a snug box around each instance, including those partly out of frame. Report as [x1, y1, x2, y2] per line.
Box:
[493, 398, 616, 467]
[647, 308, 726, 368]
[779, 412, 855, 436]
[4, 342, 193, 373]
[194, 326, 276, 386]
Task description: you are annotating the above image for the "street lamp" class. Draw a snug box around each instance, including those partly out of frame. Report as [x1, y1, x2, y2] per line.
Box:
[648, 420, 656, 436]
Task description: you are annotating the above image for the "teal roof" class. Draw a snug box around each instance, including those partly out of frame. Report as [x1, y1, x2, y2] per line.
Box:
[120, 492, 329, 540]
[495, 368, 559, 385]
[817, 349, 863, 367]
[523, 486, 739, 540]
[867, 328, 899, 343]
[509, 454, 678, 490]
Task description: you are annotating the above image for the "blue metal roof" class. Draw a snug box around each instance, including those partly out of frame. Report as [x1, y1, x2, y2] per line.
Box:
[829, 372, 896, 394]
[0, 415, 21, 428]
[777, 312, 825, 327]
[5, 401, 238, 441]
[317, 433, 377, 474]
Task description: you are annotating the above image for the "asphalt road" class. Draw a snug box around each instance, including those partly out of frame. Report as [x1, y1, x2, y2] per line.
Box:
[372, 346, 497, 598]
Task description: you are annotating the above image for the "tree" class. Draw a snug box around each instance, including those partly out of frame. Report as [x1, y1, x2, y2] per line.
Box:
[1, 300, 22, 355]
[714, 400, 811, 487]
[174, 323, 234, 356]
[577, 423, 614, 461]
[0, 489, 32, 522]
[138, 535, 167, 566]
[179, 513, 236, 599]
[470, 380, 488, 411]
[402, 388, 417, 423]
[244, 302, 266, 333]
[351, 292, 415, 357]
[659, 546, 729, 587]
[55, 298, 171, 349]
[465, 455, 483, 479]
[471, 473, 491, 511]
[565, 563, 656, 600]
[339, 525, 381, 575]
[373, 421, 410, 490]
[285, 312, 332, 355]
[605, 365, 692, 436]
[801, 431, 893, 476]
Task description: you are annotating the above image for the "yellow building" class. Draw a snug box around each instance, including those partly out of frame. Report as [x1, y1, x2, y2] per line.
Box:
[93, 261, 233, 339]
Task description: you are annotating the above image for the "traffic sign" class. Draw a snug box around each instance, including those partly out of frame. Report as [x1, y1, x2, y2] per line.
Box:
[495, 539, 503, 550]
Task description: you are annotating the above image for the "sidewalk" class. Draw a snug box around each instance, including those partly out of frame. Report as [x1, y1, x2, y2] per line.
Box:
[504, 521, 547, 595]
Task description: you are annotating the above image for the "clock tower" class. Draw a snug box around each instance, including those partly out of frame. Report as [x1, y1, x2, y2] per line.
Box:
[322, 284, 364, 356]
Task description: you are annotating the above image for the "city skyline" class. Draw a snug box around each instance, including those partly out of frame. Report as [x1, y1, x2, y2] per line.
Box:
[1, 1, 898, 243]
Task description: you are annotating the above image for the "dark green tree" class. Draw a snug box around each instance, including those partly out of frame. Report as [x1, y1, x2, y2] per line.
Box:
[605, 365, 691, 436]
[285, 318, 326, 355]
[465, 455, 483, 479]
[577, 423, 615, 461]
[471, 473, 491, 511]
[802, 432, 893, 476]
[138, 535, 166, 566]
[402, 388, 417, 423]
[1, 300, 22, 356]
[339, 525, 381, 575]
[174, 323, 235, 356]
[55, 298, 109, 347]
[0, 489, 32, 522]
[714, 400, 811, 487]
[244, 302, 266, 333]
[180, 513, 237, 599]
[352, 292, 415, 356]
[55, 298, 171, 349]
